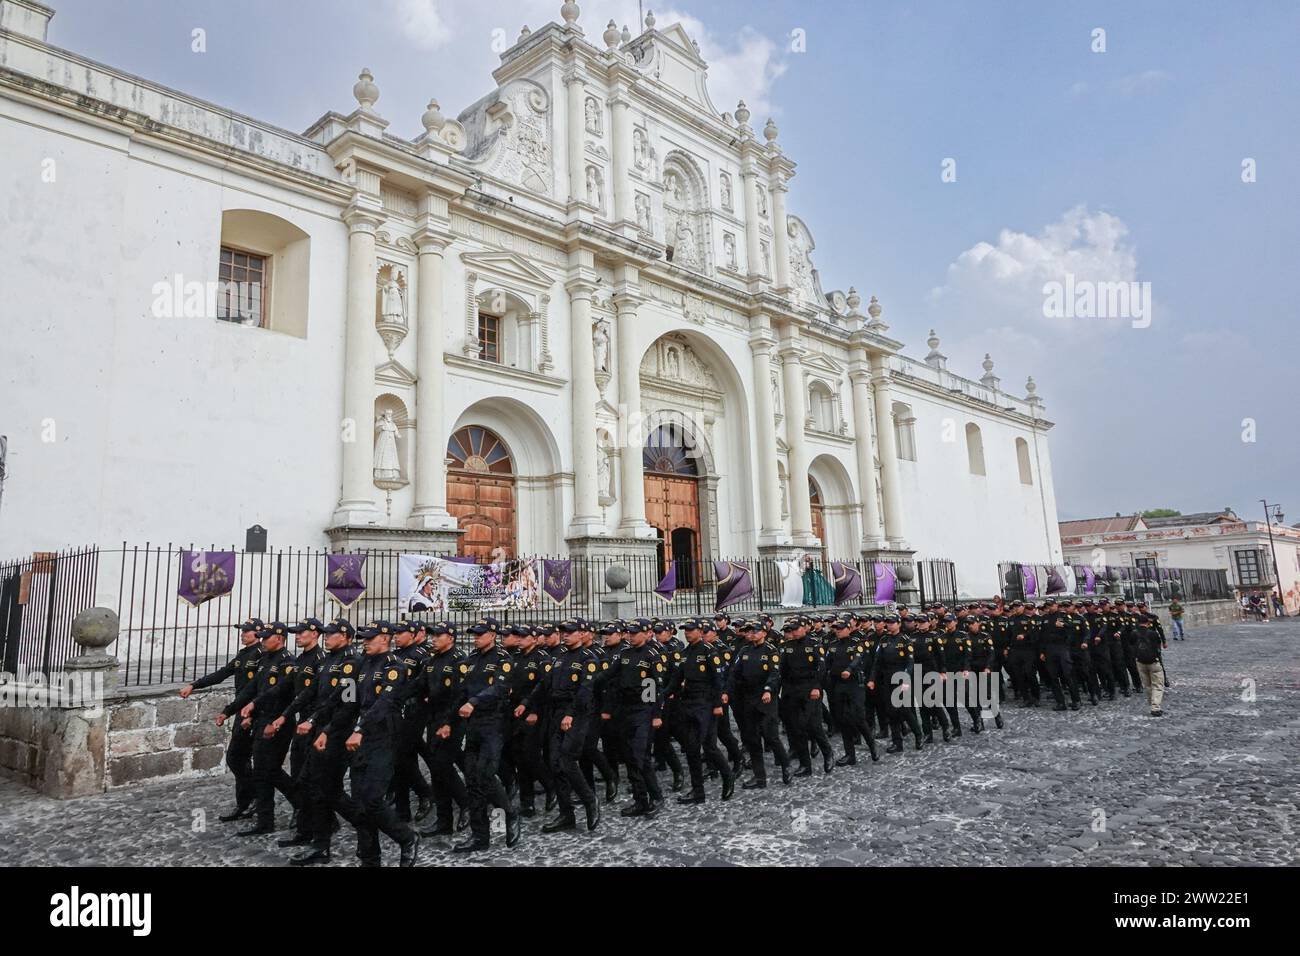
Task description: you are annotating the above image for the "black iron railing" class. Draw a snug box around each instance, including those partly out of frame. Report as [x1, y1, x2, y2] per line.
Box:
[997, 561, 1233, 603]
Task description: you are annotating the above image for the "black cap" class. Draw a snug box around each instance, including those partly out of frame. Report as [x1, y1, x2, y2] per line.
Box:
[558, 620, 582, 633]
[234, 617, 265, 632]
[426, 622, 456, 637]
[534, 623, 556, 637]
[289, 617, 323, 633]
[323, 618, 355, 637]
[650, 621, 672, 634]
[597, 621, 623, 637]
[467, 617, 500, 635]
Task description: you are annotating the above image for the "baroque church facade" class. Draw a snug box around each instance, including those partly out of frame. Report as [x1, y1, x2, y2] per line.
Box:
[0, 1, 1063, 596]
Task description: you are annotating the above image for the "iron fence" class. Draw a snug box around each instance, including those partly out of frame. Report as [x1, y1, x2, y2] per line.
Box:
[0, 547, 100, 678]
[997, 561, 1232, 603]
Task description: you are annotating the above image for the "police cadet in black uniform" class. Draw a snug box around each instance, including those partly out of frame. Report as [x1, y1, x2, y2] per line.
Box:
[1119, 600, 1144, 692]
[501, 624, 554, 818]
[219, 622, 301, 836]
[868, 613, 924, 752]
[912, 613, 952, 744]
[420, 623, 471, 838]
[338, 622, 419, 868]
[180, 616, 264, 822]
[709, 613, 745, 775]
[778, 617, 835, 775]
[387, 620, 434, 824]
[540, 620, 602, 834]
[964, 613, 1005, 730]
[1006, 601, 1039, 706]
[653, 621, 687, 793]
[826, 616, 880, 765]
[593, 620, 626, 800]
[597, 618, 666, 817]
[1039, 602, 1080, 711]
[272, 617, 326, 848]
[935, 614, 966, 735]
[1086, 598, 1116, 699]
[578, 619, 620, 803]
[1100, 598, 1132, 697]
[452, 616, 521, 853]
[665, 618, 736, 802]
[1063, 600, 1100, 706]
[290, 618, 361, 866]
[725, 619, 792, 788]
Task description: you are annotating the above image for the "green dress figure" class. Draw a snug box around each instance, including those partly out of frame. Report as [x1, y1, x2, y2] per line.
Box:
[802, 558, 834, 606]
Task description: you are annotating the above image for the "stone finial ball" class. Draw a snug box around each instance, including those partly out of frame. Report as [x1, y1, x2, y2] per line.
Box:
[894, 564, 915, 584]
[72, 607, 119, 650]
[605, 564, 631, 590]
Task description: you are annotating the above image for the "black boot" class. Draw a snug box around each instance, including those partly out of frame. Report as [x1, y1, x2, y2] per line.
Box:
[236, 819, 276, 837]
[541, 813, 576, 833]
[620, 802, 650, 817]
[219, 804, 253, 823]
[885, 742, 903, 754]
[505, 811, 522, 848]
[867, 736, 880, 761]
[290, 846, 331, 866]
[452, 836, 489, 854]
[544, 790, 558, 813]
[781, 765, 793, 785]
[742, 776, 767, 790]
[721, 775, 736, 800]
[414, 797, 433, 822]
[418, 820, 452, 837]
[792, 765, 813, 778]
[604, 777, 619, 804]
[671, 769, 684, 793]
[994, 713, 1004, 729]
[914, 733, 925, 751]
[835, 755, 856, 767]
[585, 799, 602, 831]
[277, 832, 312, 848]
[399, 833, 420, 867]
[941, 726, 951, 742]
[677, 790, 706, 804]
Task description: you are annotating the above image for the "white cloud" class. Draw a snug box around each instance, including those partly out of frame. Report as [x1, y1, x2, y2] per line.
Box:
[657, 9, 788, 116]
[390, 0, 452, 50]
[1112, 69, 1171, 96]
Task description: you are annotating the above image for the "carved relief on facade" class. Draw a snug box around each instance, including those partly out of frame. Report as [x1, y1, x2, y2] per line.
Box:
[786, 216, 822, 307]
[585, 165, 605, 212]
[719, 171, 733, 212]
[633, 127, 649, 169]
[374, 262, 409, 359]
[640, 333, 720, 391]
[722, 232, 737, 271]
[584, 95, 603, 134]
[467, 80, 553, 197]
[661, 152, 709, 272]
[634, 191, 652, 233]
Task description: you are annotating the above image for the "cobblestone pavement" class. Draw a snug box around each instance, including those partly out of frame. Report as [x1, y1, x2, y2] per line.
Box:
[2, 619, 1297, 867]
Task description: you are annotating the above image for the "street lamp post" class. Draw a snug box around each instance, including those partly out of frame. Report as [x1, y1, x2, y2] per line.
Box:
[1260, 499, 1284, 616]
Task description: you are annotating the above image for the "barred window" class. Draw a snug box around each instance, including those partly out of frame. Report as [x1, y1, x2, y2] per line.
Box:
[218, 246, 268, 327]
[477, 313, 500, 363]
[1233, 549, 1263, 586]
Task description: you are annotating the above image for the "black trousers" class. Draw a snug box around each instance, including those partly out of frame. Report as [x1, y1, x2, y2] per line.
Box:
[779, 687, 833, 768]
[917, 665, 950, 735]
[1107, 639, 1131, 693]
[304, 731, 357, 850]
[615, 707, 662, 807]
[878, 672, 924, 744]
[392, 712, 432, 821]
[502, 714, 553, 808]
[712, 703, 743, 766]
[547, 708, 596, 815]
[580, 712, 616, 790]
[870, 679, 892, 737]
[675, 700, 732, 794]
[736, 695, 789, 781]
[1008, 646, 1040, 703]
[1070, 648, 1099, 701]
[226, 722, 255, 809]
[1042, 649, 1079, 707]
[829, 683, 874, 761]
[653, 721, 683, 776]
[428, 720, 468, 826]
[250, 719, 298, 825]
[463, 712, 514, 841]
[1091, 643, 1116, 695]
[340, 730, 413, 864]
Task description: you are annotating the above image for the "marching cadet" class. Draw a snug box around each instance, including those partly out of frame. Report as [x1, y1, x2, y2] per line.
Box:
[868, 614, 924, 752]
[502, 624, 554, 818]
[703, 617, 745, 775]
[290, 618, 361, 866]
[962, 614, 1004, 731]
[1064, 600, 1100, 706]
[1038, 603, 1080, 712]
[778, 617, 835, 775]
[180, 617, 264, 822]
[597, 619, 666, 817]
[665, 618, 736, 802]
[271, 617, 326, 848]
[1100, 599, 1132, 697]
[390, 620, 434, 824]
[912, 613, 952, 744]
[540, 621, 602, 834]
[826, 616, 880, 765]
[578, 619, 620, 804]
[453, 617, 521, 854]
[593, 620, 626, 801]
[725, 619, 792, 788]
[1086, 599, 1117, 699]
[1119, 601, 1145, 691]
[935, 614, 965, 735]
[1006, 602, 1039, 707]
[339, 622, 420, 868]
[218, 622, 301, 837]
[652, 620, 687, 793]
[420, 623, 470, 838]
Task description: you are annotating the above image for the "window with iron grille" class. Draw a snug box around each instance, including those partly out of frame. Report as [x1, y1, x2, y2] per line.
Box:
[1233, 548, 1263, 586]
[218, 246, 268, 327]
[477, 313, 500, 363]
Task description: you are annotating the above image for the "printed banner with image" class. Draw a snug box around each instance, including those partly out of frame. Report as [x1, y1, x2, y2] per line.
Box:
[325, 553, 367, 608]
[399, 553, 542, 614]
[177, 550, 236, 608]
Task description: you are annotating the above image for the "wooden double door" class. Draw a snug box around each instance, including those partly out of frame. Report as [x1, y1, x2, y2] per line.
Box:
[644, 473, 701, 584]
[447, 471, 515, 561]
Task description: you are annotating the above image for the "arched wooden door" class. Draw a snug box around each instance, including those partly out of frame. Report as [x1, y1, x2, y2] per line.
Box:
[446, 426, 516, 561]
[809, 476, 828, 565]
[643, 424, 701, 581]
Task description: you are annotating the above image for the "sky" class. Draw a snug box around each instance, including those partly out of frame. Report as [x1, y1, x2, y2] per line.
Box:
[38, 0, 1300, 522]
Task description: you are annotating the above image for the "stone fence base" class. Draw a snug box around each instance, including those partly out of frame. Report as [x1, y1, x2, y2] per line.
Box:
[0, 683, 234, 798]
[1148, 598, 1241, 630]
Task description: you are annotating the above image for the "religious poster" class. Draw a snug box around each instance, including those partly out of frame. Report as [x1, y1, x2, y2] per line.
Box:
[398, 553, 542, 613]
[177, 550, 235, 608]
[1045, 566, 1067, 594]
[541, 559, 573, 605]
[325, 553, 367, 608]
[873, 562, 896, 604]
[832, 561, 863, 605]
[1022, 565, 1037, 597]
[1081, 565, 1097, 594]
[713, 560, 753, 611]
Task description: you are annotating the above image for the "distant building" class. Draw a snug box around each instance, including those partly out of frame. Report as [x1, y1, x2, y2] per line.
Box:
[1060, 510, 1300, 611]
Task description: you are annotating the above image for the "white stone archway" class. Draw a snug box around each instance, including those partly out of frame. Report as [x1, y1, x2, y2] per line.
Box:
[808, 452, 859, 560]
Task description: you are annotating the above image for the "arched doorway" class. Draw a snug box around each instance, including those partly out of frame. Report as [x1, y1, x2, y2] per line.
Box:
[446, 425, 516, 561]
[644, 423, 701, 586]
[809, 476, 828, 566]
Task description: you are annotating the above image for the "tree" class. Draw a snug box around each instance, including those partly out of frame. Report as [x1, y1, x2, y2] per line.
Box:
[1141, 509, 1182, 518]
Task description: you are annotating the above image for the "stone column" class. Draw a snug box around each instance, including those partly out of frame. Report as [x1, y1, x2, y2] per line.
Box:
[770, 175, 791, 291]
[408, 228, 457, 530]
[614, 292, 651, 536]
[870, 351, 907, 548]
[566, 280, 603, 537]
[610, 93, 634, 225]
[779, 323, 816, 546]
[749, 327, 784, 546]
[565, 72, 587, 206]
[333, 201, 384, 525]
[741, 161, 763, 279]
[848, 356, 884, 548]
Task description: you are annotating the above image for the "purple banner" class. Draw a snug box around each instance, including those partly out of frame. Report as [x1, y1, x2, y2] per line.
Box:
[1023, 565, 1037, 597]
[326, 553, 367, 608]
[873, 562, 896, 604]
[1082, 566, 1096, 594]
[541, 559, 572, 605]
[713, 560, 754, 611]
[177, 550, 235, 608]
[1046, 566, 1066, 594]
[832, 561, 863, 605]
[654, 564, 677, 603]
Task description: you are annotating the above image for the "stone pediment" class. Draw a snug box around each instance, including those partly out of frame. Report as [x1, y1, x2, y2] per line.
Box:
[459, 250, 554, 290]
[628, 22, 718, 114]
[376, 357, 417, 387]
[803, 352, 845, 376]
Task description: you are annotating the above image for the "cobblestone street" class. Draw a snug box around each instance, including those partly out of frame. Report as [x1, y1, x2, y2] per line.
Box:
[1, 619, 1297, 867]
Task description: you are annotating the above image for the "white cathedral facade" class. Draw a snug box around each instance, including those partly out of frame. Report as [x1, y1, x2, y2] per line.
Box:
[0, 1, 1063, 596]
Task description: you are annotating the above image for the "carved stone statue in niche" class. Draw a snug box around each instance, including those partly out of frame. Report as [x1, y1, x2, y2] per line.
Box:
[584, 96, 601, 134]
[586, 166, 603, 209]
[597, 440, 616, 502]
[666, 347, 681, 380]
[374, 410, 401, 482]
[665, 170, 684, 204]
[380, 275, 405, 325]
[634, 193, 651, 232]
[672, 217, 698, 267]
[757, 188, 768, 218]
[723, 233, 737, 270]
[592, 319, 610, 373]
[633, 128, 648, 169]
[720, 173, 733, 211]
[771, 369, 782, 415]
